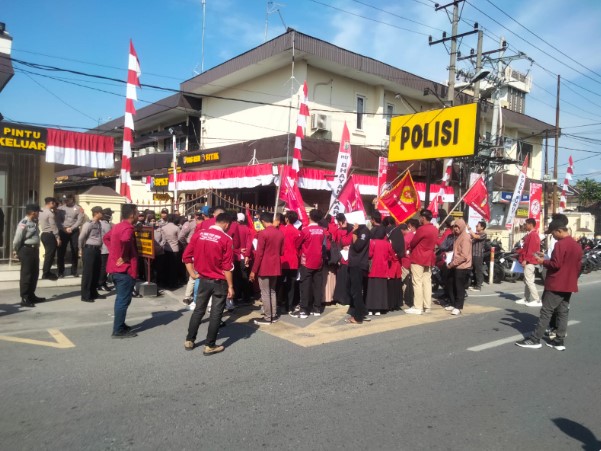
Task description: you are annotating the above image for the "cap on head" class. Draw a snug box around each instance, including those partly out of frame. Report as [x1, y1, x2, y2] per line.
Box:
[237, 212, 245, 222]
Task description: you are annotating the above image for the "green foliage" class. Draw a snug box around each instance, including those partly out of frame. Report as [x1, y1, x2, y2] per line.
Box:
[575, 178, 601, 207]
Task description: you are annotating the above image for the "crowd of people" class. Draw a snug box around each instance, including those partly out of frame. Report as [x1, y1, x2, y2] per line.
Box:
[13, 198, 584, 353]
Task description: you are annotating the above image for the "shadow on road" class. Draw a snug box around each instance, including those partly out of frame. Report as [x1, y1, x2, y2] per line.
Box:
[131, 309, 187, 333]
[498, 308, 538, 334]
[497, 291, 522, 301]
[0, 303, 24, 317]
[552, 417, 601, 450]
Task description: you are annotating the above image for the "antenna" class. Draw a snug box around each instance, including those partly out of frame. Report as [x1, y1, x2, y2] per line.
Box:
[264, 1, 287, 42]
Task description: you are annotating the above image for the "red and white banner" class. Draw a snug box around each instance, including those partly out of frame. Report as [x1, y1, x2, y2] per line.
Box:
[378, 171, 421, 224]
[279, 165, 309, 226]
[505, 155, 529, 230]
[45, 129, 114, 168]
[336, 175, 366, 216]
[427, 158, 453, 217]
[463, 175, 491, 221]
[529, 182, 543, 229]
[329, 122, 352, 216]
[291, 81, 309, 178]
[158, 164, 275, 191]
[558, 155, 573, 213]
[377, 157, 389, 196]
[120, 40, 141, 201]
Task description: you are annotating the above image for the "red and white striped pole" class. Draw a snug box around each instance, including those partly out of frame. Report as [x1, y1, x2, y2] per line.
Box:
[558, 155, 573, 213]
[120, 40, 141, 201]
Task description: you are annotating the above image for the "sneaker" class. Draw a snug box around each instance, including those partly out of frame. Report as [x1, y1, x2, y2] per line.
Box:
[469, 286, 481, 292]
[515, 298, 528, 305]
[203, 345, 225, 356]
[225, 299, 235, 312]
[310, 311, 322, 316]
[525, 300, 543, 307]
[375, 311, 381, 316]
[293, 305, 301, 313]
[362, 315, 372, 322]
[451, 308, 461, 316]
[368, 311, 374, 316]
[188, 302, 196, 311]
[444, 305, 455, 311]
[515, 337, 542, 349]
[272, 315, 280, 323]
[184, 340, 195, 351]
[111, 329, 138, 339]
[289, 310, 308, 319]
[404, 307, 423, 315]
[545, 338, 566, 351]
[423, 308, 431, 314]
[182, 297, 193, 305]
[253, 318, 272, 326]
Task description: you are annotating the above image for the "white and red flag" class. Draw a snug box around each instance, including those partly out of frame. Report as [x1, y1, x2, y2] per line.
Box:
[463, 175, 491, 221]
[329, 121, 352, 216]
[45, 129, 114, 168]
[279, 165, 309, 226]
[558, 155, 574, 212]
[505, 155, 529, 230]
[120, 40, 141, 201]
[291, 81, 309, 179]
[427, 158, 453, 217]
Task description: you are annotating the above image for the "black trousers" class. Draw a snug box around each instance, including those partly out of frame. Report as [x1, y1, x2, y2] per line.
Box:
[58, 229, 79, 275]
[186, 278, 227, 347]
[281, 268, 298, 311]
[349, 266, 368, 320]
[18, 246, 39, 299]
[448, 268, 470, 310]
[299, 265, 323, 314]
[40, 232, 57, 276]
[472, 255, 484, 288]
[81, 246, 101, 300]
[164, 251, 179, 289]
[98, 253, 109, 287]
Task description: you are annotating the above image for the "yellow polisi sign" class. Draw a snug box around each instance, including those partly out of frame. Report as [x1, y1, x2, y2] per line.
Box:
[388, 103, 479, 162]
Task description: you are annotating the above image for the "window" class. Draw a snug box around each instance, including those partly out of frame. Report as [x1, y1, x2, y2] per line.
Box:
[517, 141, 533, 166]
[164, 136, 187, 153]
[356, 95, 365, 130]
[385, 103, 394, 136]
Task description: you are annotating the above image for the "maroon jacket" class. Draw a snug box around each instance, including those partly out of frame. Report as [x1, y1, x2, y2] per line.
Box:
[103, 220, 138, 278]
[251, 225, 284, 277]
[519, 230, 541, 265]
[237, 223, 253, 259]
[409, 223, 438, 266]
[183, 225, 234, 280]
[335, 225, 354, 265]
[543, 235, 583, 293]
[281, 224, 301, 270]
[299, 224, 325, 270]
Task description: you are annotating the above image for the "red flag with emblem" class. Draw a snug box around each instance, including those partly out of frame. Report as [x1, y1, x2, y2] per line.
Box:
[336, 175, 366, 215]
[463, 175, 491, 221]
[378, 171, 421, 224]
[279, 165, 309, 226]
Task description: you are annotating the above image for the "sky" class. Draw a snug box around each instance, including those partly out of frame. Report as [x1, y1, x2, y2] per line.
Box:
[2, 0, 601, 181]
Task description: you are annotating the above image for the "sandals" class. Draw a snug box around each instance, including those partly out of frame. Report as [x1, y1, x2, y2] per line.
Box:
[345, 317, 363, 325]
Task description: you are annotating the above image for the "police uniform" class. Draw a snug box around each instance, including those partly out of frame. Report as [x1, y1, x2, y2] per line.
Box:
[57, 201, 84, 277]
[78, 215, 103, 302]
[13, 213, 42, 307]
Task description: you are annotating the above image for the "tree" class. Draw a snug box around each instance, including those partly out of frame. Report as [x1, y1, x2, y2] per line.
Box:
[575, 178, 601, 207]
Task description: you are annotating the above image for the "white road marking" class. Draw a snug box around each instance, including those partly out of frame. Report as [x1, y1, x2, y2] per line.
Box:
[467, 320, 581, 352]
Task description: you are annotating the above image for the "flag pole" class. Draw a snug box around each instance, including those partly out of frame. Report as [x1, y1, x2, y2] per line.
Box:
[273, 165, 282, 221]
[437, 174, 483, 229]
[379, 163, 414, 198]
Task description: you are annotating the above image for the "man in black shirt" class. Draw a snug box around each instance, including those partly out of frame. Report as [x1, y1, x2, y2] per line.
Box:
[346, 223, 370, 324]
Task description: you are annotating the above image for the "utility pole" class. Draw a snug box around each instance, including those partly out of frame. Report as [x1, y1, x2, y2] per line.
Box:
[473, 30, 483, 102]
[490, 37, 506, 149]
[446, 1, 460, 103]
[553, 74, 560, 213]
[544, 130, 549, 223]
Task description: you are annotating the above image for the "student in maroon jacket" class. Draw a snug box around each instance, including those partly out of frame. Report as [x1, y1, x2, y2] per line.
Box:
[365, 226, 395, 314]
[406, 209, 438, 315]
[333, 213, 353, 306]
[516, 218, 542, 307]
[516, 216, 583, 351]
[103, 203, 139, 339]
[290, 209, 325, 318]
[280, 211, 302, 313]
[235, 212, 253, 305]
[250, 212, 285, 324]
[183, 212, 235, 356]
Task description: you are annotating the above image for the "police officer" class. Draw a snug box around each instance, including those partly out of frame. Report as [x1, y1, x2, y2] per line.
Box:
[57, 194, 84, 278]
[78, 206, 104, 302]
[39, 197, 60, 280]
[13, 204, 44, 307]
[98, 208, 114, 292]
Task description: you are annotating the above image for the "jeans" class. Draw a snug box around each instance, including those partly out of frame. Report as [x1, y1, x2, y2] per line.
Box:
[523, 263, 540, 302]
[472, 255, 484, 288]
[532, 290, 571, 341]
[112, 272, 136, 334]
[187, 278, 227, 347]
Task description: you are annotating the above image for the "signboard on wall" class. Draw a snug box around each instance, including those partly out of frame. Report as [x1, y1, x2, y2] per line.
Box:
[0, 123, 47, 155]
[180, 151, 220, 167]
[388, 103, 479, 162]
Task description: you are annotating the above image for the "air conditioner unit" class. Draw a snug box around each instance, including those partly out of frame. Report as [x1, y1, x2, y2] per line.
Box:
[311, 113, 331, 131]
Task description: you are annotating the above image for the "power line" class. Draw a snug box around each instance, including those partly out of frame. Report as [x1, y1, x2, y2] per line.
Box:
[483, 0, 601, 81]
[349, 0, 445, 33]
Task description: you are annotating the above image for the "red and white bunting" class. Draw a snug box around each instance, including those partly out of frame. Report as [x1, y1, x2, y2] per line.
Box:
[120, 40, 141, 201]
[291, 81, 309, 179]
[558, 155, 574, 213]
[45, 129, 114, 169]
[427, 159, 453, 217]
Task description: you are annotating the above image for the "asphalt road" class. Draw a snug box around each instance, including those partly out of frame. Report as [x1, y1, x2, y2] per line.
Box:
[1, 274, 600, 450]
